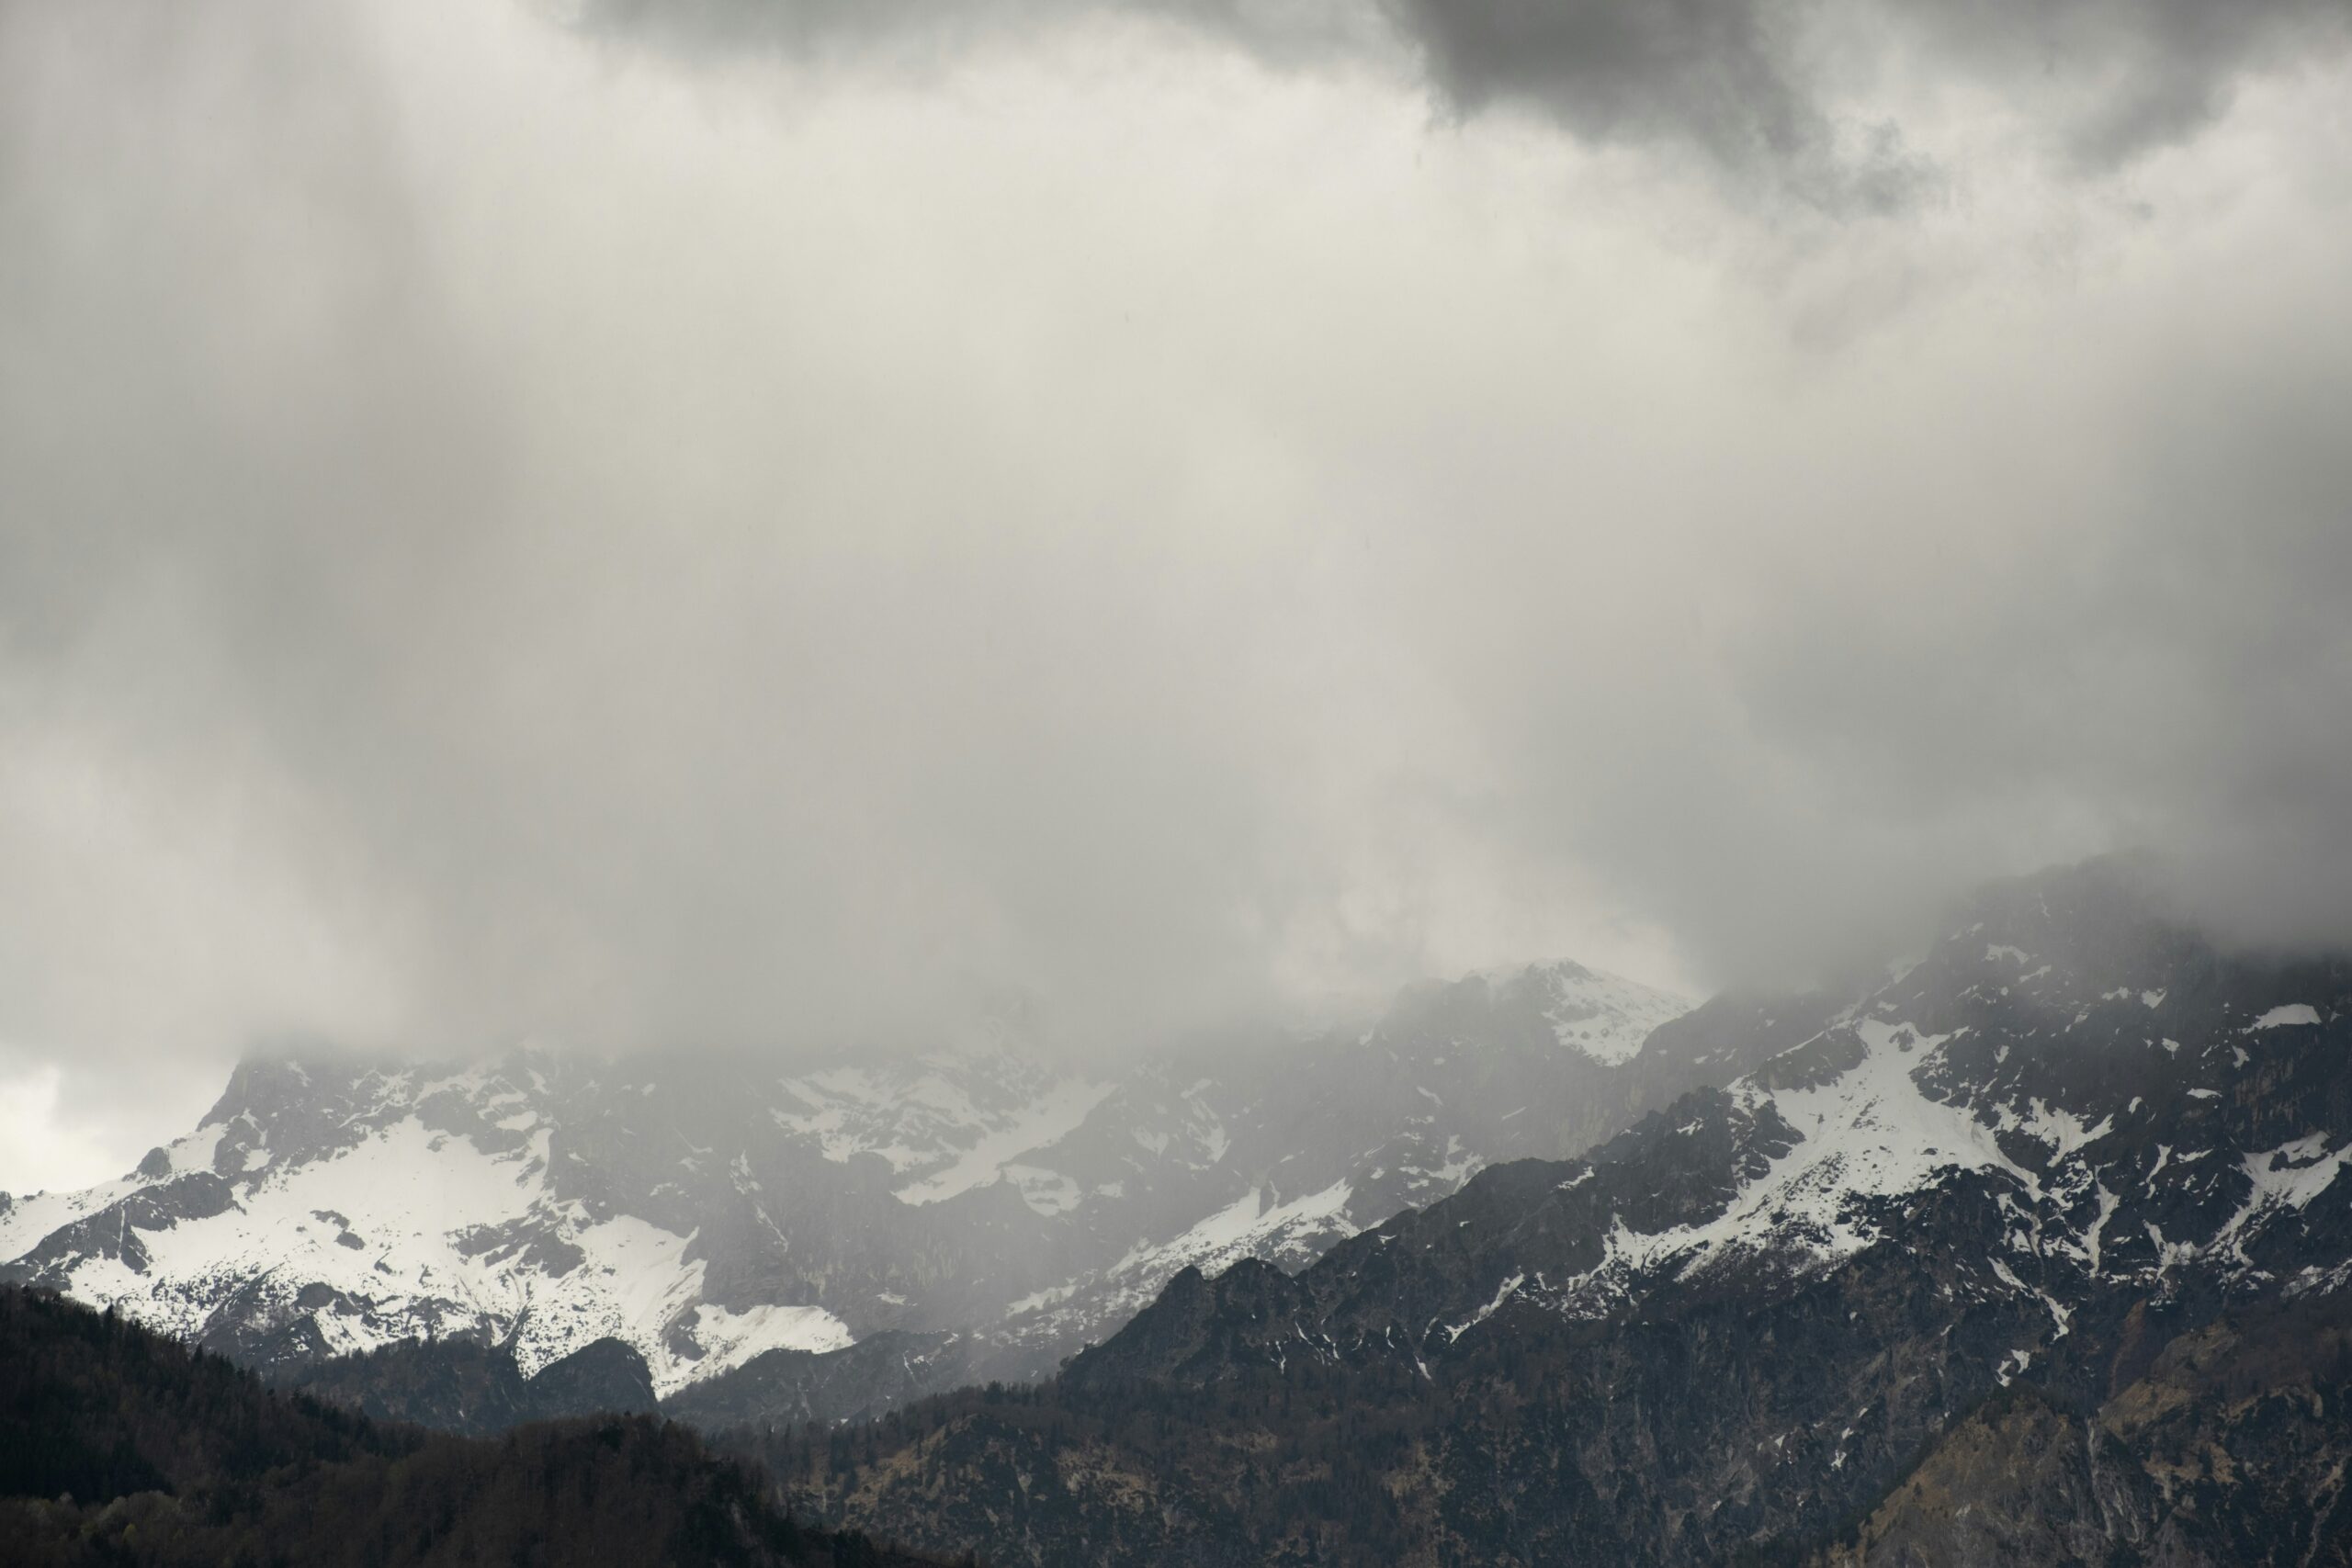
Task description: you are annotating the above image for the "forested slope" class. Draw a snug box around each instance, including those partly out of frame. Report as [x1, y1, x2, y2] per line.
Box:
[0, 1285, 950, 1568]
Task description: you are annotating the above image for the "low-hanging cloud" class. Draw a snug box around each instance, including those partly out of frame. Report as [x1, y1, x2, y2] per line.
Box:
[3, 0, 2352, 1185]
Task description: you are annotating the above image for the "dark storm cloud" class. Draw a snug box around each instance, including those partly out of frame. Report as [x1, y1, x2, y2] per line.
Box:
[1378, 0, 1943, 211]
[1387, 0, 2352, 172]
[574, 0, 2352, 194]
[1391, 0, 1814, 159]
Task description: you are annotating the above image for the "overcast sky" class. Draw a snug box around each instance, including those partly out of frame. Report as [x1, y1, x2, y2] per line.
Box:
[3, 0, 2350, 1192]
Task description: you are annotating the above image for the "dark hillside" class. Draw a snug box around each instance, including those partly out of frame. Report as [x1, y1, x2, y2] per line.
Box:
[0, 1286, 952, 1568]
[280, 1332, 658, 1435]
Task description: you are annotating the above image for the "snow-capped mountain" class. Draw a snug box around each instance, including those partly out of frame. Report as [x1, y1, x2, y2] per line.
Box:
[1072, 858, 2352, 1391]
[752, 858, 2352, 1566]
[0, 957, 1762, 1412]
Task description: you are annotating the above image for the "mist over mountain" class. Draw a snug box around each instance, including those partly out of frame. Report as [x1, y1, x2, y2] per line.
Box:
[2, 956, 1806, 1423]
[741, 859, 2352, 1565]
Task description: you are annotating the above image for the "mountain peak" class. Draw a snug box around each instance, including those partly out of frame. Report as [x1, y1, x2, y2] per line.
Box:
[1383, 957, 1696, 1066]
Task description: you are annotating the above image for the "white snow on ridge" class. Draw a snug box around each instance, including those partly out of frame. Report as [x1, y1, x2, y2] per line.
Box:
[1446, 1269, 1527, 1341]
[1111, 1179, 1357, 1286]
[1516, 976, 2352, 1326]
[0, 1168, 147, 1263]
[502, 1216, 853, 1393]
[2205, 1136, 2352, 1269]
[1712, 1020, 2033, 1238]
[996, 1178, 1362, 1355]
[769, 1048, 1114, 1207]
[1543, 1019, 2039, 1311]
[894, 1077, 1115, 1206]
[1523, 962, 1696, 1066]
[656, 1302, 854, 1397]
[20, 1114, 851, 1395]
[58, 1118, 547, 1353]
[170, 1124, 228, 1178]
[1984, 1099, 2113, 1161]
[0, 1122, 239, 1261]
[2238, 1136, 2352, 1218]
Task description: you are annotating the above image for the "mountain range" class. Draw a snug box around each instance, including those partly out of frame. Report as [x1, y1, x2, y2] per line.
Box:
[2, 954, 1786, 1425]
[13, 855, 2352, 1565]
[732, 859, 2352, 1565]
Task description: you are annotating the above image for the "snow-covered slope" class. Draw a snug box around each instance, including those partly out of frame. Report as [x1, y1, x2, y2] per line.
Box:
[1, 958, 1740, 1410]
[1069, 857, 2352, 1399]
[1482, 958, 1696, 1065]
[0, 1058, 856, 1395]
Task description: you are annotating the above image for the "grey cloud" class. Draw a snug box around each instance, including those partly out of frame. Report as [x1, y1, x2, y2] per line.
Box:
[6, 0, 2352, 1184]
[1877, 0, 2352, 169]
[1384, 244, 2352, 986]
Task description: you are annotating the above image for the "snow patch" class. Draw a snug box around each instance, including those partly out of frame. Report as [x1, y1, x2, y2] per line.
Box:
[1544, 1019, 2041, 1309]
[893, 1078, 1116, 1205]
[1445, 1270, 1527, 1342]
[667, 1301, 854, 1396]
[1108, 1179, 1356, 1286]
[1523, 963, 1695, 1066]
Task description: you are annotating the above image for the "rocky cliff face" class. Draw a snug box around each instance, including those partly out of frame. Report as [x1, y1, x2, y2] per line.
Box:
[1815, 1294, 2352, 1567]
[745, 859, 2352, 1566]
[1, 955, 1768, 1421]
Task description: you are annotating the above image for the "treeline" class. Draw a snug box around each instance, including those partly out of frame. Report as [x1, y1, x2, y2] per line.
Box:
[279, 1332, 657, 1436]
[0, 1287, 949, 1568]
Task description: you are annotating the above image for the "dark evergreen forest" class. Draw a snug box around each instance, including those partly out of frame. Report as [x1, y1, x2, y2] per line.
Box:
[0, 1286, 947, 1568]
